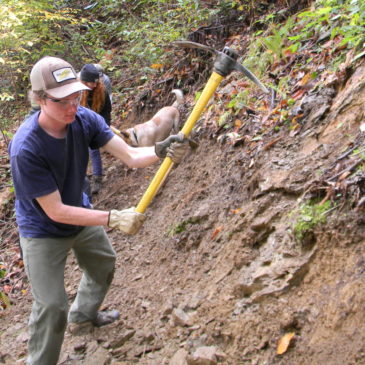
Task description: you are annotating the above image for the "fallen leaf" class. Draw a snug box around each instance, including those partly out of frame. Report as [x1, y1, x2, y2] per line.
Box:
[234, 119, 243, 128]
[211, 226, 223, 240]
[262, 136, 282, 151]
[338, 171, 351, 181]
[299, 72, 312, 86]
[236, 80, 250, 88]
[279, 99, 288, 108]
[150, 63, 163, 69]
[277, 332, 295, 355]
[292, 89, 306, 100]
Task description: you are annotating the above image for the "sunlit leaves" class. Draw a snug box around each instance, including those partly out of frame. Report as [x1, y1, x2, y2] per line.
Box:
[0, 264, 10, 310]
[85, 0, 216, 72]
[0, 291, 11, 309]
[0, 0, 82, 101]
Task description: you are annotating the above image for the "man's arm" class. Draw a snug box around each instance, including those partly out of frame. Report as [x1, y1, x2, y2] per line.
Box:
[102, 135, 159, 168]
[37, 190, 109, 226]
[37, 190, 146, 234]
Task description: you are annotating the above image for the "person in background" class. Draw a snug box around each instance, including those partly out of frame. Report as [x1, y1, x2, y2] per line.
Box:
[80, 63, 111, 195]
[9, 56, 189, 365]
[93, 63, 112, 102]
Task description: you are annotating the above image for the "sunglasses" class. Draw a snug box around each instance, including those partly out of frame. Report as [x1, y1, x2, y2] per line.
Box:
[45, 94, 81, 108]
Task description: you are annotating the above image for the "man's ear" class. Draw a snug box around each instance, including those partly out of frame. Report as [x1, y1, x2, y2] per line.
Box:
[37, 96, 46, 106]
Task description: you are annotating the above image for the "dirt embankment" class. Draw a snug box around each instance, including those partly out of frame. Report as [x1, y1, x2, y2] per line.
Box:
[2, 56, 365, 365]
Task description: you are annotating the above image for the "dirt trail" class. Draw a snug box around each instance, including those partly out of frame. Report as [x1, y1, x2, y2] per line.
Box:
[1, 60, 365, 365]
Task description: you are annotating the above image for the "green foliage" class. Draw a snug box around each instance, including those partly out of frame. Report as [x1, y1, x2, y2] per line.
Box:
[0, 0, 97, 138]
[218, 111, 233, 128]
[0, 1, 85, 100]
[291, 200, 332, 242]
[0, 292, 11, 309]
[245, 0, 365, 77]
[260, 17, 297, 60]
[261, 28, 285, 60]
[227, 91, 250, 112]
[0, 266, 5, 279]
[352, 148, 365, 161]
[2, 0, 363, 139]
[297, 0, 365, 54]
[0, 264, 10, 310]
[244, 41, 273, 78]
[83, 0, 218, 72]
[167, 217, 201, 236]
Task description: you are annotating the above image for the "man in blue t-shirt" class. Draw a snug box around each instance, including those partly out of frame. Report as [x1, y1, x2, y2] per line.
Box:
[9, 56, 188, 365]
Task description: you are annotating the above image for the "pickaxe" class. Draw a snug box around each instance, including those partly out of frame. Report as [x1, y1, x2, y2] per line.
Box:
[135, 41, 269, 214]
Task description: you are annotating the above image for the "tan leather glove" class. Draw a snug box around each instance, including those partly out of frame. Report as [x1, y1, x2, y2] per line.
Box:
[108, 207, 146, 235]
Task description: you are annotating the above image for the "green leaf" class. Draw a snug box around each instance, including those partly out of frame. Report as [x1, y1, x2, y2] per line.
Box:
[0, 292, 11, 309]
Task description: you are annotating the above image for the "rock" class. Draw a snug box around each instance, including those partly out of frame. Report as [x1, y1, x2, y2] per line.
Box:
[67, 321, 94, 336]
[182, 292, 205, 311]
[187, 346, 218, 365]
[141, 299, 151, 309]
[109, 329, 135, 349]
[233, 229, 316, 302]
[0, 353, 13, 364]
[161, 300, 174, 317]
[169, 349, 189, 365]
[15, 331, 28, 343]
[81, 347, 111, 365]
[74, 342, 87, 352]
[171, 308, 194, 327]
[135, 329, 155, 344]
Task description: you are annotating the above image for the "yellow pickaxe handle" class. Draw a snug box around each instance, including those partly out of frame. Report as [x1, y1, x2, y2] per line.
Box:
[135, 71, 224, 213]
[110, 125, 122, 136]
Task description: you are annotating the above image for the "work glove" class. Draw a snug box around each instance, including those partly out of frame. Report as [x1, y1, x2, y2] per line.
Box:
[155, 132, 190, 164]
[108, 207, 146, 235]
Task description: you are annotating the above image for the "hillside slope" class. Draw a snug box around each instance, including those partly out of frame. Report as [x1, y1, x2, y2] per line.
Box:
[2, 2, 365, 364]
[1, 56, 365, 365]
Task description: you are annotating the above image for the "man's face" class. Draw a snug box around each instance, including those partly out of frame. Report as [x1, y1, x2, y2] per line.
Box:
[42, 92, 81, 124]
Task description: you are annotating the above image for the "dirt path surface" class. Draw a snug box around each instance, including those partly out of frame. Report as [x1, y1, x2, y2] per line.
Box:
[1, 57, 365, 365]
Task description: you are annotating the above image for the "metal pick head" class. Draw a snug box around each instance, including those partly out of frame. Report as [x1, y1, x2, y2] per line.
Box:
[234, 62, 269, 94]
[171, 41, 217, 55]
[171, 40, 269, 94]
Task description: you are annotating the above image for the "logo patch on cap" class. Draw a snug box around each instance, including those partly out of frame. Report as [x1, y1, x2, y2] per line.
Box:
[53, 67, 76, 83]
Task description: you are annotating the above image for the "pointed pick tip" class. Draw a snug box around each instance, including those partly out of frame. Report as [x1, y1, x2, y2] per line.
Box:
[261, 85, 270, 94]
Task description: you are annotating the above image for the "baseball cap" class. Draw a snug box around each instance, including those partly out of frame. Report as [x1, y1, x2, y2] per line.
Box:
[80, 64, 100, 83]
[30, 56, 90, 98]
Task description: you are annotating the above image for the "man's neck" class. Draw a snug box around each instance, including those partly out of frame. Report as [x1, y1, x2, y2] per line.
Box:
[38, 112, 67, 139]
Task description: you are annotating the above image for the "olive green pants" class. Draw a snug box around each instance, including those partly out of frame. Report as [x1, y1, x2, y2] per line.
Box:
[20, 226, 116, 365]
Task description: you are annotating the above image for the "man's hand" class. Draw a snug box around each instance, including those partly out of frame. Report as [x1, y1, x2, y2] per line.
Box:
[155, 132, 190, 164]
[166, 139, 190, 164]
[108, 207, 146, 234]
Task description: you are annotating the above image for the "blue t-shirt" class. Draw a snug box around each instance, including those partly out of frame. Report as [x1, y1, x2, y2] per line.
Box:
[9, 106, 114, 238]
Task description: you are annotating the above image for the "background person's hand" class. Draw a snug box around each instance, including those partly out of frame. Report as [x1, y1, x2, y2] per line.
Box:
[108, 207, 146, 234]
